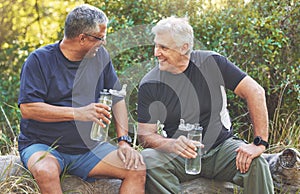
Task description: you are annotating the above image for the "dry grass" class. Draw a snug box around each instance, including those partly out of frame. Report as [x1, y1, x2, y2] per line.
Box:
[0, 163, 40, 194]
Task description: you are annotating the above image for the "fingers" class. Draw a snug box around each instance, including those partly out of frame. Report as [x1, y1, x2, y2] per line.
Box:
[132, 150, 145, 168]
[77, 103, 112, 123]
[191, 140, 204, 149]
[118, 146, 144, 170]
[126, 150, 144, 169]
[95, 103, 111, 120]
[91, 103, 112, 127]
[97, 103, 111, 111]
[236, 147, 253, 173]
[124, 150, 133, 169]
[117, 149, 126, 163]
[245, 157, 252, 172]
[174, 136, 203, 159]
[138, 153, 145, 165]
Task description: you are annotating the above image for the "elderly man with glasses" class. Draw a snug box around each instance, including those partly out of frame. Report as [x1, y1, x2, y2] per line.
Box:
[18, 4, 145, 194]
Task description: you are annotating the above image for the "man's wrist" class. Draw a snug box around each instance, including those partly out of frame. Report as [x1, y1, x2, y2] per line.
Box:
[118, 140, 131, 146]
[253, 136, 269, 149]
[117, 135, 132, 146]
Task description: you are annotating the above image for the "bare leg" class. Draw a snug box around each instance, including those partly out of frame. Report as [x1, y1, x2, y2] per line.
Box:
[88, 150, 146, 194]
[27, 151, 62, 194]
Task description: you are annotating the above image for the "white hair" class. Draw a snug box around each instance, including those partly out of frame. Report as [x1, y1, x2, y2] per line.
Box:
[152, 16, 194, 54]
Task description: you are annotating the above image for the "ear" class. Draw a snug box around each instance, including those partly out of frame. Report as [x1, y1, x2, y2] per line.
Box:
[79, 34, 85, 44]
[180, 43, 189, 55]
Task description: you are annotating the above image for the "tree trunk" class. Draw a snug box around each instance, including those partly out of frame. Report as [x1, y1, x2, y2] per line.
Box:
[0, 148, 299, 193]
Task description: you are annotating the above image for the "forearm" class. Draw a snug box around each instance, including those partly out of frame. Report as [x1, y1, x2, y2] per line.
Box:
[234, 76, 269, 141]
[112, 100, 129, 137]
[138, 123, 175, 153]
[138, 123, 200, 158]
[247, 87, 269, 140]
[20, 102, 74, 122]
[141, 135, 175, 152]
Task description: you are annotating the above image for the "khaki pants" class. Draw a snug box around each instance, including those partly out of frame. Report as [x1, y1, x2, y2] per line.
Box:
[142, 137, 274, 194]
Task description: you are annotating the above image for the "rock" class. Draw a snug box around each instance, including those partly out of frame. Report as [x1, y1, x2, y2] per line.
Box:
[263, 148, 300, 193]
[0, 155, 24, 181]
[61, 176, 122, 194]
[0, 148, 299, 193]
[181, 178, 240, 194]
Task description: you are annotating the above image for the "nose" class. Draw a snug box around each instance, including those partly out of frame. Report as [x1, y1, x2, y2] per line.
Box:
[154, 46, 161, 57]
[101, 39, 107, 45]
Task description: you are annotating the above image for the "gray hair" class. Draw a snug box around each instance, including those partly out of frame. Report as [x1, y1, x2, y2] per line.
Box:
[64, 4, 108, 39]
[152, 16, 194, 55]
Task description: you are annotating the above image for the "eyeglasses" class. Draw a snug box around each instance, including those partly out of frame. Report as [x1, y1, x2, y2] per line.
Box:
[84, 33, 105, 42]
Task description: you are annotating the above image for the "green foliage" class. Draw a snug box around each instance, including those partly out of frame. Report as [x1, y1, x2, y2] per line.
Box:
[0, 0, 83, 148]
[0, 0, 299, 155]
[191, 0, 299, 146]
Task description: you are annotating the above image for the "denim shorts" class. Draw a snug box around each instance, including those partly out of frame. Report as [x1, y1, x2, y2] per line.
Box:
[19, 142, 117, 181]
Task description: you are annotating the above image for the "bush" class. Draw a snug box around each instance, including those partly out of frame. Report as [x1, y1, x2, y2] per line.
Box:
[0, 0, 299, 154]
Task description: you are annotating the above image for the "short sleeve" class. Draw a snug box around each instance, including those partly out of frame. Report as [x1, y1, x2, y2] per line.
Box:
[212, 55, 247, 91]
[18, 53, 48, 105]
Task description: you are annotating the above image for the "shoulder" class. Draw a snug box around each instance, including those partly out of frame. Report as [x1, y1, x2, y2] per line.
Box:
[33, 42, 60, 56]
[139, 65, 160, 87]
[26, 42, 60, 63]
[190, 50, 236, 71]
[26, 42, 60, 65]
[190, 50, 221, 65]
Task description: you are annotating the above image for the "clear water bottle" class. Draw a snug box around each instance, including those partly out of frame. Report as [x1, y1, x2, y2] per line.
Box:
[90, 89, 113, 141]
[185, 124, 203, 175]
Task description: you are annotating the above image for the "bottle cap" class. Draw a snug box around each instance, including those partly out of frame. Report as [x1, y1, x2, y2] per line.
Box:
[109, 84, 127, 97]
[100, 89, 110, 95]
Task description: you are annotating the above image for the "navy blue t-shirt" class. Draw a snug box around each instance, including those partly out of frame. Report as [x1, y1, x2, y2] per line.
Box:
[18, 41, 122, 154]
[137, 51, 247, 151]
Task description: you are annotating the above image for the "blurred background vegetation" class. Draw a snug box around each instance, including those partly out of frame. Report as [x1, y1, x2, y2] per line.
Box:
[0, 0, 299, 157]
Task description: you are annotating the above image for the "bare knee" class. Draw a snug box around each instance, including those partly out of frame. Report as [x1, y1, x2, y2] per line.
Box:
[31, 163, 59, 184]
[28, 153, 61, 183]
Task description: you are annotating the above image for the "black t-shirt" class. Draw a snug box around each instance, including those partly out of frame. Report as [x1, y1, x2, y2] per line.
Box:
[137, 50, 247, 151]
[18, 41, 122, 154]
